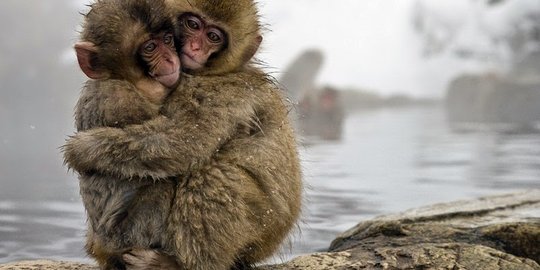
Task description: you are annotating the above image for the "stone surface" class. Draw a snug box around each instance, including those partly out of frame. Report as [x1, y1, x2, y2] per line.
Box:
[2, 190, 539, 270]
[446, 72, 540, 125]
[0, 260, 98, 270]
[446, 50, 540, 125]
[265, 189, 540, 270]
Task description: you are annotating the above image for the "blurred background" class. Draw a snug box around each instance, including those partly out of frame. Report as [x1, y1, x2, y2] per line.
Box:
[1, 0, 539, 264]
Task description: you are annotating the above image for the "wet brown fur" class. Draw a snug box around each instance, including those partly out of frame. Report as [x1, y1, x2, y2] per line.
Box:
[72, 0, 179, 269]
[166, 0, 263, 75]
[67, 73, 302, 270]
[80, 0, 178, 85]
[64, 0, 302, 269]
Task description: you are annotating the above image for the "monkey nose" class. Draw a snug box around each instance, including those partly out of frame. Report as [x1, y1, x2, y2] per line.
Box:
[191, 42, 201, 51]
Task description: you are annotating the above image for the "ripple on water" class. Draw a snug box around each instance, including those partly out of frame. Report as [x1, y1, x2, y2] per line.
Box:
[0, 200, 86, 263]
[0, 201, 16, 210]
[2, 107, 540, 263]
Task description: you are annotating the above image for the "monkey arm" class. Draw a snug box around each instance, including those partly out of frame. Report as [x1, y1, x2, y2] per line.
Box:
[63, 74, 261, 179]
[75, 80, 162, 132]
[217, 87, 303, 218]
[63, 114, 247, 180]
[127, 86, 301, 269]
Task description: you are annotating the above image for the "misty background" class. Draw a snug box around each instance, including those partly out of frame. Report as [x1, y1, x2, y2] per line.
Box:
[1, 0, 540, 264]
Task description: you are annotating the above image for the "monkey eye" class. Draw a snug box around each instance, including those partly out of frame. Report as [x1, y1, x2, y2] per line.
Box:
[207, 28, 224, 44]
[163, 34, 174, 45]
[143, 41, 157, 53]
[185, 16, 201, 30]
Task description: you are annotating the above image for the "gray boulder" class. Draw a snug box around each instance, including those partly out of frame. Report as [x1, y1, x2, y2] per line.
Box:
[265, 190, 540, 270]
[447, 73, 540, 125]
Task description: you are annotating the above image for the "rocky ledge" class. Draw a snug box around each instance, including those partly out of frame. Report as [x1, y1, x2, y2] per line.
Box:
[2, 190, 539, 270]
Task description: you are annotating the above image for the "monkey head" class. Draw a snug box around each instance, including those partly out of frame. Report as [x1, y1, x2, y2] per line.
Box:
[167, 0, 263, 75]
[75, 0, 181, 89]
[177, 13, 227, 72]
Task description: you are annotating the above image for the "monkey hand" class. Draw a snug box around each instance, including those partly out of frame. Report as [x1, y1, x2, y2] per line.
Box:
[62, 126, 173, 179]
[62, 115, 208, 180]
[62, 127, 129, 176]
[123, 249, 179, 270]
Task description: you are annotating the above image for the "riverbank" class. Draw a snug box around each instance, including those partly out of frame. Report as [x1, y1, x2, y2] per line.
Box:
[2, 190, 538, 270]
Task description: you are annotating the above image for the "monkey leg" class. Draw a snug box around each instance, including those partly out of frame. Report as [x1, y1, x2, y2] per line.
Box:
[81, 174, 176, 270]
[80, 174, 134, 270]
[85, 229, 126, 270]
[168, 162, 260, 270]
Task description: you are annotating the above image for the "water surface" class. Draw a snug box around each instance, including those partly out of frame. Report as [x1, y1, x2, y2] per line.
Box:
[1, 106, 539, 263]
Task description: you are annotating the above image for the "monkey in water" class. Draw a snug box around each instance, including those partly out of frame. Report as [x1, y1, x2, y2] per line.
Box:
[64, 0, 302, 269]
[71, 0, 182, 268]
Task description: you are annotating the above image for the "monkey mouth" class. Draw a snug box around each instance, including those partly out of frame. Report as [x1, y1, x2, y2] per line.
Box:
[181, 53, 204, 70]
[154, 72, 180, 88]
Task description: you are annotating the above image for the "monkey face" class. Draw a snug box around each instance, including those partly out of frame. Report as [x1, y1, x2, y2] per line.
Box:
[178, 13, 226, 71]
[75, 0, 182, 90]
[139, 32, 181, 88]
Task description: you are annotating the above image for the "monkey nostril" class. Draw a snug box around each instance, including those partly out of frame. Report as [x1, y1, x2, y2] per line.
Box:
[191, 43, 201, 51]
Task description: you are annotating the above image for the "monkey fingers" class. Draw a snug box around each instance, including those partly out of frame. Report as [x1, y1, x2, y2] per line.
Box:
[123, 249, 178, 270]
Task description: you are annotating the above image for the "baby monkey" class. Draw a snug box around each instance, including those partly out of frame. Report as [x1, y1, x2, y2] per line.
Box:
[74, 0, 181, 130]
[73, 0, 182, 269]
[72, 0, 250, 269]
[173, 0, 263, 76]
[178, 13, 227, 72]
[66, 0, 301, 269]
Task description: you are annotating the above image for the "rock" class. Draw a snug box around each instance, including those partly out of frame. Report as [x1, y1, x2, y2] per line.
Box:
[483, 80, 540, 124]
[279, 49, 324, 103]
[264, 190, 540, 270]
[446, 73, 499, 123]
[0, 260, 98, 270]
[447, 73, 540, 125]
[2, 190, 539, 270]
[512, 50, 540, 84]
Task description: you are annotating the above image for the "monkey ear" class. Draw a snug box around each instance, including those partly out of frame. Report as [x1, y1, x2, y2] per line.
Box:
[242, 35, 263, 63]
[74, 42, 108, 79]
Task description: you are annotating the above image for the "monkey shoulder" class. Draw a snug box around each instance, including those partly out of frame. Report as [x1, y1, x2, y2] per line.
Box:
[178, 71, 281, 104]
[75, 79, 161, 131]
[159, 72, 292, 140]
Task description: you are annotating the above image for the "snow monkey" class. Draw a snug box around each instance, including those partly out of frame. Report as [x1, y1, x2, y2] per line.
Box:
[71, 0, 183, 269]
[64, 0, 302, 269]
[170, 0, 263, 75]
